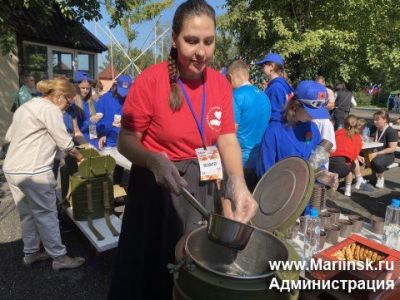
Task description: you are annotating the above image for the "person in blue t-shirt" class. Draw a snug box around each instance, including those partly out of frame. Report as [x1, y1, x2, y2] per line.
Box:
[257, 80, 332, 176]
[97, 75, 132, 149]
[255, 52, 294, 122]
[227, 60, 271, 191]
[73, 71, 104, 149]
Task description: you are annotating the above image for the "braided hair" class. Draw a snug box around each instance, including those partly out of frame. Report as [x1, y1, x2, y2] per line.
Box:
[168, 0, 216, 111]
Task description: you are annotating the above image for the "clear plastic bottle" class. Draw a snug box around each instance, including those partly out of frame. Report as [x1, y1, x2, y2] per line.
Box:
[89, 122, 98, 140]
[308, 139, 333, 171]
[382, 199, 400, 249]
[303, 208, 321, 265]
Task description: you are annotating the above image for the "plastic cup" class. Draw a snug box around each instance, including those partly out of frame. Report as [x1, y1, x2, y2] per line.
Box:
[320, 212, 332, 229]
[338, 219, 353, 238]
[327, 208, 341, 224]
[348, 215, 363, 233]
[371, 216, 385, 235]
[325, 224, 341, 244]
[319, 231, 327, 250]
[114, 114, 121, 122]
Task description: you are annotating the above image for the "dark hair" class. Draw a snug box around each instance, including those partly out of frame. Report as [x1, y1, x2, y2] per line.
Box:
[284, 100, 304, 125]
[168, 0, 216, 111]
[373, 110, 390, 124]
[344, 114, 359, 138]
[265, 62, 284, 75]
[315, 75, 325, 83]
[335, 82, 347, 91]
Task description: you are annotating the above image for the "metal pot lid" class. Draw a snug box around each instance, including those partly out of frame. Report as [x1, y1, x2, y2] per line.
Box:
[251, 157, 314, 233]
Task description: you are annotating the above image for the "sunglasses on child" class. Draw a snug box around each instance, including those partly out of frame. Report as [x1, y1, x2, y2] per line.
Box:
[298, 99, 328, 108]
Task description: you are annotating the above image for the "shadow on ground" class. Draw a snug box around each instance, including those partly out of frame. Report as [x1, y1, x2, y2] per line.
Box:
[0, 226, 115, 300]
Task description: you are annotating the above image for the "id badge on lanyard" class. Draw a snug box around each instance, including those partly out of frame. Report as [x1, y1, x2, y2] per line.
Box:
[178, 78, 223, 181]
[195, 146, 223, 181]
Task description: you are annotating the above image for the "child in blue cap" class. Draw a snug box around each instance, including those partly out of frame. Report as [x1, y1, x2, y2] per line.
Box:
[73, 71, 104, 148]
[257, 80, 330, 176]
[255, 52, 294, 122]
[97, 75, 132, 149]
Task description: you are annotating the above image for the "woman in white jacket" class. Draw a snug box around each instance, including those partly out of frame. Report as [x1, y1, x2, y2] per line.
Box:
[4, 77, 85, 271]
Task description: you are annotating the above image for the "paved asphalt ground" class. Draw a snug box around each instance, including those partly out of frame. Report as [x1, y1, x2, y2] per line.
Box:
[1, 107, 399, 300]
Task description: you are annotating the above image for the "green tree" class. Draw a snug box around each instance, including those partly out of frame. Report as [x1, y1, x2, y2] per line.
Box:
[223, 0, 400, 90]
[212, 18, 238, 69]
[0, 1, 101, 54]
[0, 0, 171, 54]
[105, 0, 173, 53]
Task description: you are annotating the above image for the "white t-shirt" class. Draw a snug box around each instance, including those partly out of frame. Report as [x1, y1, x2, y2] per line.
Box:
[312, 119, 336, 169]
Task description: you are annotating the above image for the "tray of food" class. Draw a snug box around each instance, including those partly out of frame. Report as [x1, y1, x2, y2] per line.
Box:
[311, 234, 400, 280]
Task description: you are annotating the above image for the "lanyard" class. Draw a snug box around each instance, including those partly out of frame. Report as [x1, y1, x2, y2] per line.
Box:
[375, 125, 388, 143]
[178, 78, 207, 149]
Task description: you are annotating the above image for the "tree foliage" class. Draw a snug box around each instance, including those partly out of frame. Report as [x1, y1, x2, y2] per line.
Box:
[223, 0, 400, 90]
[211, 15, 238, 69]
[105, 0, 173, 52]
[0, 0, 171, 55]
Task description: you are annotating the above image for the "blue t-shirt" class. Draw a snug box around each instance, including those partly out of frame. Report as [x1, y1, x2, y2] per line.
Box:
[233, 84, 271, 168]
[264, 77, 293, 122]
[97, 91, 125, 147]
[256, 121, 321, 176]
[63, 105, 76, 135]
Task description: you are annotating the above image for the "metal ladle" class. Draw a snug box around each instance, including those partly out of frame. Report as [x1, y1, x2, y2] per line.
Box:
[180, 187, 255, 251]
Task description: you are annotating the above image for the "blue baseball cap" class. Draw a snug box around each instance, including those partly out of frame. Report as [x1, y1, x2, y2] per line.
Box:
[294, 80, 330, 119]
[255, 52, 284, 66]
[74, 71, 93, 83]
[117, 75, 132, 97]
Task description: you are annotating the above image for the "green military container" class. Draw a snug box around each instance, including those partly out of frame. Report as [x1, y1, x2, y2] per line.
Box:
[69, 173, 114, 221]
[173, 157, 314, 299]
[69, 151, 119, 240]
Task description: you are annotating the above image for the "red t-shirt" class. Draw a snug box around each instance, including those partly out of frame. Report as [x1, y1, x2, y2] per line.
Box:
[330, 128, 362, 161]
[122, 62, 235, 161]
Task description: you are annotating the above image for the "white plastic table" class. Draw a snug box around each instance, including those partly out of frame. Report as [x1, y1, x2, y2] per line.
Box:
[66, 207, 121, 252]
[100, 147, 132, 170]
[362, 141, 384, 150]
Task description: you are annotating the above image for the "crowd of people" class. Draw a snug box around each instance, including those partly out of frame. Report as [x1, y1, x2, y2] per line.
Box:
[2, 0, 399, 299]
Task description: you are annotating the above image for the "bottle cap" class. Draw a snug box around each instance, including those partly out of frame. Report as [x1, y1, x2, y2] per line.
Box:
[310, 208, 319, 218]
[391, 199, 400, 207]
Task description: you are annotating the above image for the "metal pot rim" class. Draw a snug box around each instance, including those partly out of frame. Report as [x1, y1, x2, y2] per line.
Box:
[184, 226, 283, 280]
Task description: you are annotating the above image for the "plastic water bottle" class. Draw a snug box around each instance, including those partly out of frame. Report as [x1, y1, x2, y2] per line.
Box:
[303, 208, 321, 265]
[308, 139, 333, 171]
[382, 199, 400, 249]
[89, 123, 98, 140]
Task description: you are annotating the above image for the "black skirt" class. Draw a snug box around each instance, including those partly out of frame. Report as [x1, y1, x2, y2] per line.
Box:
[108, 159, 219, 300]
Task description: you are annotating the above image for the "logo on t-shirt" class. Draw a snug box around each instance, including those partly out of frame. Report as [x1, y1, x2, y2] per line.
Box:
[287, 91, 294, 101]
[207, 106, 222, 131]
[305, 131, 312, 143]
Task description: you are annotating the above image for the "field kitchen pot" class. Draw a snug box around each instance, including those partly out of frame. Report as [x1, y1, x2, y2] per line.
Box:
[172, 157, 315, 300]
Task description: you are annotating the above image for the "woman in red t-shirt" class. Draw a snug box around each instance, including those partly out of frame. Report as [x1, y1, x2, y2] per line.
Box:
[329, 115, 363, 196]
[108, 1, 258, 299]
